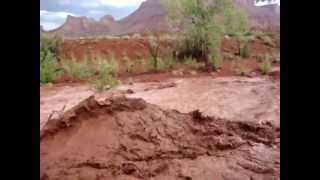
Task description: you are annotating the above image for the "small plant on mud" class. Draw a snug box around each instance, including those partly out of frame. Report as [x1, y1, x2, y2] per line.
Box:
[158, 56, 177, 71]
[60, 57, 96, 81]
[259, 58, 272, 75]
[122, 53, 134, 74]
[254, 32, 275, 47]
[237, 65, 252, 76]
[256, 53, 265, 63]
[183, 56, 202, 68]
[256, 52, 279, 64]
[239, 39, 250, 58]
[223, 52, 237, 60]
[211, 48, 223, 71]
[90, 59, 119, 90]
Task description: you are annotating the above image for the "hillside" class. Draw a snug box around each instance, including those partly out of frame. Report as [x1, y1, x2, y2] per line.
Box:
[43, 0, 280, 37]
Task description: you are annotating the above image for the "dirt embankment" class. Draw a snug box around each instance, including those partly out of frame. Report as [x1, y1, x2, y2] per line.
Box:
[62, 37, 279, 60]
[41, 93, 280, 180]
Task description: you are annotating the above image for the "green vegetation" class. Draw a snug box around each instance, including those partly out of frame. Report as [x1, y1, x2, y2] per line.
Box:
[40, 35, 63, 84]
[237, 65, 252, 76]
[253, 31, 275, 46]
[256, 52, 279, 64]
[223, 52, 237, 60]
[239, 39, 250, 58]
[60, 58, 96, 81]
[146, 31, 161, 71]
[61, 57, 118, 90]
[122, 53, 135, 74]
[40, 51, 61, 84]
[183, 56, 201, 68]
[161, 0, 248, 70]
[90, 59, 119, 90]
[158, 56, 178, 70]
[211, 48, 223, 70]
[259, 58, 272, 75]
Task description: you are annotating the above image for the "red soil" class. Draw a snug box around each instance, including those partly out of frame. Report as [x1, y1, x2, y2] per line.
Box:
[63, 37, 278, 61]
[40, 94, 280, 180]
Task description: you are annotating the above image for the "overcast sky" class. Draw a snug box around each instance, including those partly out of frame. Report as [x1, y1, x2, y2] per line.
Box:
[40, 0, 147, 30]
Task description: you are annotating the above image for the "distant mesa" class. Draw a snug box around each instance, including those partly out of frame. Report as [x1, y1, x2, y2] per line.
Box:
[42, 0, 280, 37]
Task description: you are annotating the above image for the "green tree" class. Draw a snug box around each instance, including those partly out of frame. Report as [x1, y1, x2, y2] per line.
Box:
[40, 35, 63, 84]
[161, 0, 248, 70]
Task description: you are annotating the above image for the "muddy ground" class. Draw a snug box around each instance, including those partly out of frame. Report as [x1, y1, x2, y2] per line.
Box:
[40, 70, 280, 180]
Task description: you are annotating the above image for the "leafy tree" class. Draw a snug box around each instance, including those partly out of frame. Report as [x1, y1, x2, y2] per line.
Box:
[161, 0, 248, 70]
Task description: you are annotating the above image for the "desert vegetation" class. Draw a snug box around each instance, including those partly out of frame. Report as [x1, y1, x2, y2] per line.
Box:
[40, 35, 63, 84]
[161, 0, 248, 71]
[40, 35, 118, 89]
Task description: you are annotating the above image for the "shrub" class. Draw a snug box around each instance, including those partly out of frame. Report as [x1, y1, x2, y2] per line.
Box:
[40, 35, 63, 84]
[60, 57, 118, 90]
[60, 58, 96, 81]
[210, 49, 223, 71]
[40, 51, 61, 84]
[223, 52, 236, 60]
[239, 40, 250, 58]
[256, 52, 279, 64]
[237, 65, 252, 76]
[183, 56, 202, 69]
[161, 0, 248, 70]
[122, 54, 134, 74]
[259, 58, 272, 75]
[158, 56, 177, 70]
[90, 59, 119, 90]
[256, 53, 265, 62]
[254, 32, 275, 47]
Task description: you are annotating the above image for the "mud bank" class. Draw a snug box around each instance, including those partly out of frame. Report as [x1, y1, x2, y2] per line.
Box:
[40, 93, 280, 180]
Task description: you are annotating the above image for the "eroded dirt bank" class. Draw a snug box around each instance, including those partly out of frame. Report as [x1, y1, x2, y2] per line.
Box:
[40, 75, 280, 130]
[40, 94, 280, 180]
[120, 76, 280, 126]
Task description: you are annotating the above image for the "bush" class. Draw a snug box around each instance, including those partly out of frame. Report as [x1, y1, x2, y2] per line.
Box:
[158, 56, 177, 70]
[40, 35, 63, 84]
[60, 57, 118, 89]
[180, 56, 202, 69]
[237, 65, 252, 76]
[40, 51, 61, 84]
[40, 35, 63, 57]
[161, 0, 248, 70]
[60, 58, 96, 81]
[255, 32, 275, 47]
[259, 58, 272, 75]
[239, 40, 250, 58]
[223, 52, 236, 60]
[123, 54, 134, 74]
[256, 52, 279, 64]
[210, 49, 223, 71]
[256, 53, 265, 63]
[90, 59, 119, 90]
